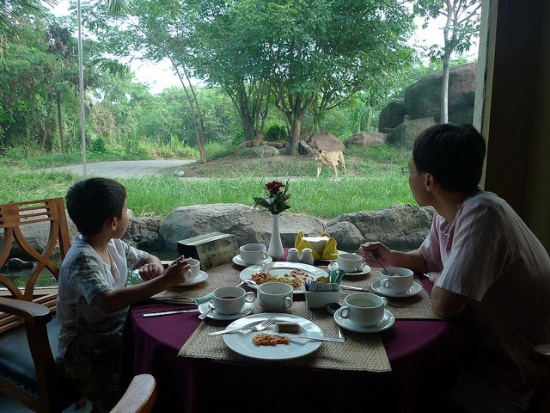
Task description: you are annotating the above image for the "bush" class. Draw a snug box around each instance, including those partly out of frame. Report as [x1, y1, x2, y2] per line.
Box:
[264, 123, 288, 142]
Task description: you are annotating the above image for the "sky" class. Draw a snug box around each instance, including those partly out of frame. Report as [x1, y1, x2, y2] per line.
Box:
[50, 1, 463, 95]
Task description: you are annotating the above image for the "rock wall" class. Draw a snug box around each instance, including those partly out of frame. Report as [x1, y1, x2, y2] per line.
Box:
[1, 204, 434, 265]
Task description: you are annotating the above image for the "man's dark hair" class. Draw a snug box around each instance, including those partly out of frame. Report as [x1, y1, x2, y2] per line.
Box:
[66, 177, 126, 236]
[413, 123, 486, 192]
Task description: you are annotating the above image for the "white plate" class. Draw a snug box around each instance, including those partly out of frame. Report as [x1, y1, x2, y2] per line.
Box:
[334, 307, 395, 333]
[232, 254, 273, 267]
[239, 262, 328, 294]
[176, 270, 208, 287]
[198, 301, 254, 320]
[343, 264, 371, 277]
[223, 313, 323, 360]
[371, 280, 422, 298]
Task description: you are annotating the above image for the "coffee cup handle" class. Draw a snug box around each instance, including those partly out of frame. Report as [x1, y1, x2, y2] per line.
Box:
[283, 296, 293, 310]
[261, 252, 269, 260]
[382, 279, 391, 289]
[381, 297, 387, 308]
[244, 292, 256, 303]
[340, 306, 350, 319]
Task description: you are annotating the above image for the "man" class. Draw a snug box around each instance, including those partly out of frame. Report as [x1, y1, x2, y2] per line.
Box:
[361, 123, 550, 412]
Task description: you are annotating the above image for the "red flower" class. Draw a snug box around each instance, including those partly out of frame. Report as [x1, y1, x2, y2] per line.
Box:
[266, 181, 285, 196]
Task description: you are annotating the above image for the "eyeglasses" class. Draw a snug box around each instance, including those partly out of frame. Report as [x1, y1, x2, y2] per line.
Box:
[401, 167, 427, 176]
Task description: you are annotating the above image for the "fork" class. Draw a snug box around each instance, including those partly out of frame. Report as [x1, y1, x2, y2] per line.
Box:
[251, 316, 277, 332]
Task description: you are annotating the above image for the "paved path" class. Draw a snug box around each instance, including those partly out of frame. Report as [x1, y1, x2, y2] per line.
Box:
[46, 160, 194, 178]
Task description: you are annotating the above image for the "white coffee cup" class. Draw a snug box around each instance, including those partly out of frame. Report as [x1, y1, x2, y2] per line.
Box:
[186, 258, 201, 280]
[337, 253, 363, 273]
[239, 243, 269, 265]
[380, 268, 414, 294]
[213, 286, 255, 315]
[257, 282, 293, 312]
[340, 293, 386, 327]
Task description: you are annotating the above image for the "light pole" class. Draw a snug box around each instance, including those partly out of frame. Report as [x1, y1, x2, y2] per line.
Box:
[77, 0, 87, 178]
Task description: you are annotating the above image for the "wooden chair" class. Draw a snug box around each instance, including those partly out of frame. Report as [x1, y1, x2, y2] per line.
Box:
[0, 198, 82, 412]
[110, 374, 157, 413]
[527, 344, 550, 413]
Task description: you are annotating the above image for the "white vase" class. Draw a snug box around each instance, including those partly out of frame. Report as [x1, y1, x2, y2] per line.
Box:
[268, 213, 285, 260]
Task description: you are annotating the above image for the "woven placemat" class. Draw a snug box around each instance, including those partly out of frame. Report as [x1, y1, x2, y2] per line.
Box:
[149, 263, 243, 305]
[178, 300, 391, 372]
[339, 268, 442, 320]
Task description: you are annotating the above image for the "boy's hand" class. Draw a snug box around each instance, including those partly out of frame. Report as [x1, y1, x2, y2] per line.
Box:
[139, 263, 165, 280]
[163, 255, 190, 286]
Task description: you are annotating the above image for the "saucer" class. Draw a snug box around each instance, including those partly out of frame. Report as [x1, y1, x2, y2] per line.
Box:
[232, 254, 273, 267]
[371, 280, 422, 298]
[343, 264, 371, 277]
[198, 301, 254, 320]
[333, 307, 395, 333]
[176, 270, 208, 287]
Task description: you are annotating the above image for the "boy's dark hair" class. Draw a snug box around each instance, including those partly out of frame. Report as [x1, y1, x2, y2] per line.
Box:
[66, 178, 126, 236]
[413, 123, 486, 192]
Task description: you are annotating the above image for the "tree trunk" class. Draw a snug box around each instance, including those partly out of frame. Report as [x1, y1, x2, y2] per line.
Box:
[56, 93, 65, 153]
[441, 7, 453, 124]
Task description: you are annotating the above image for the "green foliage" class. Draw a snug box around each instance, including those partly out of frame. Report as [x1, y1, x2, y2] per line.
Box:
[90, 137, 108, 154]
[264, 123, 288, 142]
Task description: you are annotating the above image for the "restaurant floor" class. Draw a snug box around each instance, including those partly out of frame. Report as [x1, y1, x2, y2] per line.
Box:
[0, 393, 91, 412]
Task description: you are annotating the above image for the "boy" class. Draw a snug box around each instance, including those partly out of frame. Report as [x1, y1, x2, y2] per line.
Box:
[361, 124, 550, 412]
[57, 177, 190, 412]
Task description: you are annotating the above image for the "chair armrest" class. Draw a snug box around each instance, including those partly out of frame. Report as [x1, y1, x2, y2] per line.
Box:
[531, 344, 550, 369]
[111, 374, 157, 413]
[0, 297, 52, 326]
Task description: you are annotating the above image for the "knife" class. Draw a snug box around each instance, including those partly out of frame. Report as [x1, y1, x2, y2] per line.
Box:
[207, 319, 266, 336]
[143, 309, 200, 318]
[269, 333, 345, 343]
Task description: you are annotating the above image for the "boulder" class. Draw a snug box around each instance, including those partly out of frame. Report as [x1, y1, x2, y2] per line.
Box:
[378, 99, 407, 133]
[386, 117, 437, 148]
[344, 132, 387, 147]
[159, 203, 326, 254]
[404, 63, 477, 123]
[325, 204, 434, 251]
[123, 217, 163, 251]
[250, 145, 280, 158]
[307, 131, 345, 152]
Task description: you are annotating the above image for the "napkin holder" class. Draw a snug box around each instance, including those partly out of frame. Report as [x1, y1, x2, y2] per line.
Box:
[304, 289, 341, 309]
[177, 232, 238, 271]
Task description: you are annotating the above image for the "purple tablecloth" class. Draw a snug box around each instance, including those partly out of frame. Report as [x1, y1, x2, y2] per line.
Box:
[120, 278, 471, 412]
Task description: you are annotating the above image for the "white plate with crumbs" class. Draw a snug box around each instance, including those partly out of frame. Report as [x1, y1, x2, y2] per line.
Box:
[222, 313, 323, 360]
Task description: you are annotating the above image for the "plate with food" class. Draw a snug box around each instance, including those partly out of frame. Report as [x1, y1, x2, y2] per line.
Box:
[239, 262, 328, 294]
[222, 313, 323, 360]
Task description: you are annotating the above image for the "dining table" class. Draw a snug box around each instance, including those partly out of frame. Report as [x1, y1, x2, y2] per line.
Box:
[120, 255, 472, 413]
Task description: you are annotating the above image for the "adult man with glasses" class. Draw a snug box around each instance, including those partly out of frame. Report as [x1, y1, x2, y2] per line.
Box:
[361, 123, 550, 412]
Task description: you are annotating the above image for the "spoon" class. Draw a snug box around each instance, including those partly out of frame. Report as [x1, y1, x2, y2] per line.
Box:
[369, 252, 389, 274]
[199, 302, 215, 320]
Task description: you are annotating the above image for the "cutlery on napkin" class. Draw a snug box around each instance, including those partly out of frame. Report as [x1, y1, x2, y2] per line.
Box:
[143, 309, 200, 318]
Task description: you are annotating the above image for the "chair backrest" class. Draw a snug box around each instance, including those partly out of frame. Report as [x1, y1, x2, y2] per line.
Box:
[528, 344, 550, 413]
[110, 374, 157, 413]
[0, 197, 71, 333]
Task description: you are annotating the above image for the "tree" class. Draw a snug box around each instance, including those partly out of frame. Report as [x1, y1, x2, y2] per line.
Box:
[413, 0, 481, 123]
[81, 0, 208, 163]
[192, 0, 416, 155]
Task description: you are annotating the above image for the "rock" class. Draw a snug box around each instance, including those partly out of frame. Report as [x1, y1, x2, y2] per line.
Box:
[386, 118, 437, 148]
[404, 63, 477, 123]
[307, 131, 345, 152]
[173, 170, 185, 177]
[2, 258, 34, 272]
[123, 217, 163, 251]
[250, 145, 280, 158]
[344, 132, 387, 147]
[325, 204, 434, 251]
[378, 99, 407, 133]
[159, 204, 326, 254]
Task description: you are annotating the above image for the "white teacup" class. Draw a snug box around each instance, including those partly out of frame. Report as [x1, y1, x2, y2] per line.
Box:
[340, 293, 386, 327]
[337, 253, 363, 273]
[380, 268, 414, 294]
[213, 286, 255, 315]
[239, 243, 269, 265]
[186, 258, 201, 280]
[257, 282, 293, 312]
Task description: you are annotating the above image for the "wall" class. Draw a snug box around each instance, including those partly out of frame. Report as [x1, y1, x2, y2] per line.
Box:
[481, 0, 550, 251]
